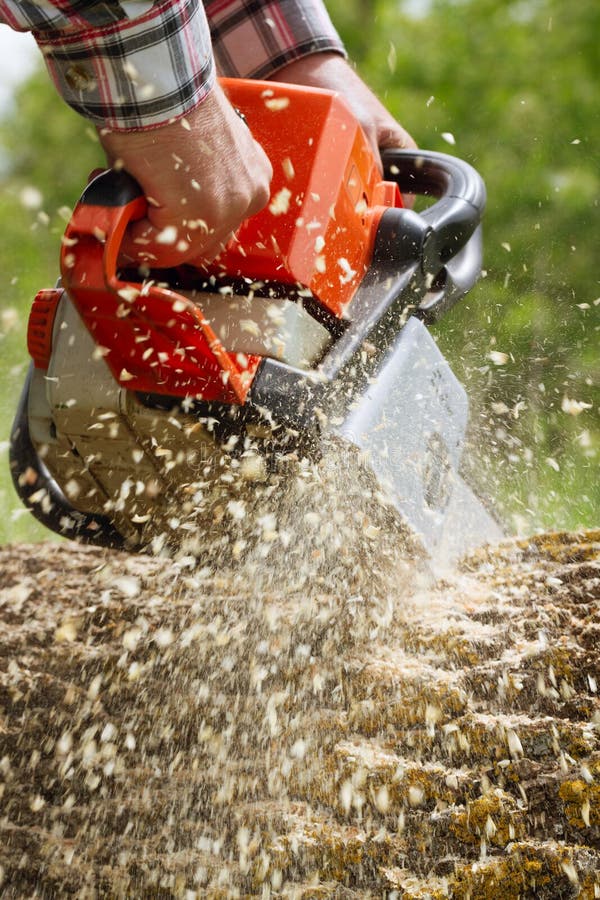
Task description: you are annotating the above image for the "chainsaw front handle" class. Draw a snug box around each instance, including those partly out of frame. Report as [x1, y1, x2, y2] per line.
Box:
[382, 148, 486, 210]
[251, 150, 487, 422]
[380, 148, 486, 323]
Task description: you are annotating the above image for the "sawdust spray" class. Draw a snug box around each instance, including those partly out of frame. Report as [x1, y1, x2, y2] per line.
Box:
[106, 436, 426, 892]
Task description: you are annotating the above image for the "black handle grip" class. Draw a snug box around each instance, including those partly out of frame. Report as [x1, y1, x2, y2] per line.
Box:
[382, 148, 486, 209]
[79, 168, 145, 208]
[380, 149, 486, 321]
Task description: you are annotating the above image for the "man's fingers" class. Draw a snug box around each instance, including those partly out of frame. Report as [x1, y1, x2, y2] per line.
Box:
[120, 218, 192, 268]
[377, 124, 418, 152]
[120, 216, 230, 268]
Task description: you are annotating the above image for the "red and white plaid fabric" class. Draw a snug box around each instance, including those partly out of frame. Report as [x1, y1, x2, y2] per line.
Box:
[0, 0, 345, 130]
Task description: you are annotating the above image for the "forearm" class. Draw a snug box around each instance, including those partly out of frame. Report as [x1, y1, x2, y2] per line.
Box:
[205, 0, 346, 79]
[0, 0, 346, 130]
[0, 0, 215, 131]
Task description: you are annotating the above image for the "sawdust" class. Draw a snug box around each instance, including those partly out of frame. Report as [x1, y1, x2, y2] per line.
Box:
[162, 438, 421, 598]
[0, 529, 599, 897]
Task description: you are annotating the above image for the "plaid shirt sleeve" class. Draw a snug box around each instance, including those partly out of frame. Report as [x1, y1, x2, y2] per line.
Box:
[0, 0, 346, 131]
[206, 0, 345, 80]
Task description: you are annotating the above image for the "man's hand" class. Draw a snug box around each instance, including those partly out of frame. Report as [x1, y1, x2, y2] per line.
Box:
[98, 82, 273, 267]
[273, 53, 417, 165]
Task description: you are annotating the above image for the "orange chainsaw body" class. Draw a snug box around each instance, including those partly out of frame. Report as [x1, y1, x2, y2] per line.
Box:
[216, 78, 402, 313]
[30, 79, 402, 406]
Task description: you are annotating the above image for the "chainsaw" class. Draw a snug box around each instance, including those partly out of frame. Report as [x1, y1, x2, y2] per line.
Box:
[10, 78, 501, 565]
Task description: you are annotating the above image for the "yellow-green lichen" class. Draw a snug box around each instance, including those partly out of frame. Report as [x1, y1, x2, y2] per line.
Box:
[449, 789, 527, 848]
[559, 778, 600, 829]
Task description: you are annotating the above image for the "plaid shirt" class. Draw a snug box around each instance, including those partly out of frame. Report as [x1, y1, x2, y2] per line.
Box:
[0, 0, 345, 130]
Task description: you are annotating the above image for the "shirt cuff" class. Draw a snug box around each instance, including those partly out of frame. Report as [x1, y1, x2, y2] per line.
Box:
[205, 0, 347, 79]
[33, 0, 215, 132]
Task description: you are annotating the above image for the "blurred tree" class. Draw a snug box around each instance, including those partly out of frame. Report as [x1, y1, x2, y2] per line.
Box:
[328, 0, 599, 530]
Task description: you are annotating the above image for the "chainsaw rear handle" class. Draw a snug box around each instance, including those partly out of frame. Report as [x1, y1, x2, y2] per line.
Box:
[74, 149, 484, 316]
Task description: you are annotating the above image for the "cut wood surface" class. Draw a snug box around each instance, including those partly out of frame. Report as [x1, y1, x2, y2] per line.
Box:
[0, 531, 599, 897]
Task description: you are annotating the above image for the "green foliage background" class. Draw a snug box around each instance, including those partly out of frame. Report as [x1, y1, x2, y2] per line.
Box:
[0, 0, 598, 544]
